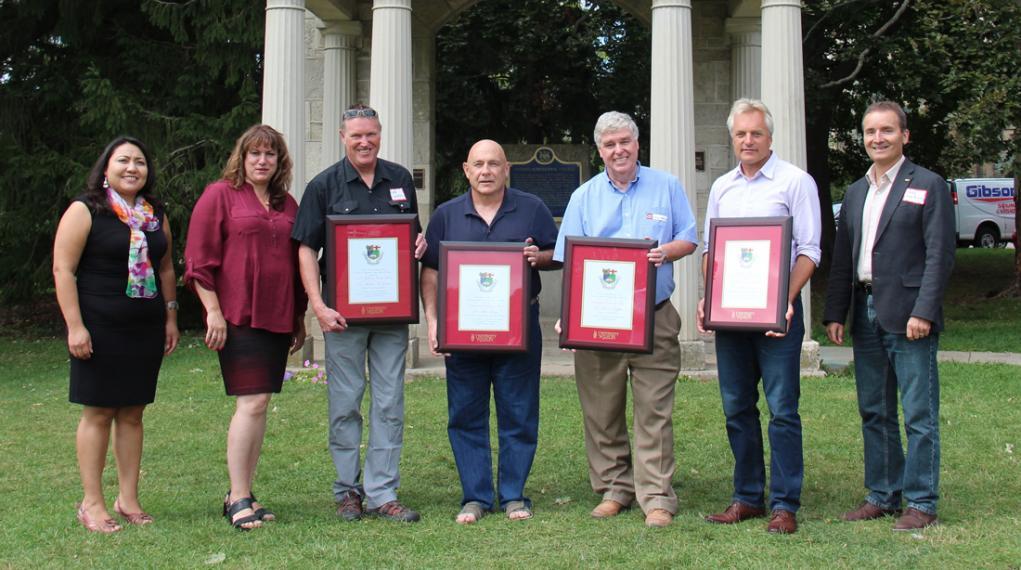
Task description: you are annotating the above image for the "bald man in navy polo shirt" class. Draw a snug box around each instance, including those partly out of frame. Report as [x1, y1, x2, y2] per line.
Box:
[421, 139, 560, 524]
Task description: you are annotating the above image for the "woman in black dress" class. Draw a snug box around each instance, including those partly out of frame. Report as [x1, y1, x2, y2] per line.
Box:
[53, 136, 180, 533]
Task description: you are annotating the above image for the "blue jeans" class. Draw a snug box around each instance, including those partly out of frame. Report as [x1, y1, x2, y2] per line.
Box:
[852, 292, 940, 515]
[445, 303, 541, 511]
[714, 298, 804, 513]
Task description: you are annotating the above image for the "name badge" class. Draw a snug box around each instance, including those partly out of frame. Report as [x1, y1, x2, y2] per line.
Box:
[390, 188, 408, 202]
[903, 188, 927, 205]
[645, 212, 668, 223]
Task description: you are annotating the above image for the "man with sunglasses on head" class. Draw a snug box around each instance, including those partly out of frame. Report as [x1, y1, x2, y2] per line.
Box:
[293, 104, 427, 523]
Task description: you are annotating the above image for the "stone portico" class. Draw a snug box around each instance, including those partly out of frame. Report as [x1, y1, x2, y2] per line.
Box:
[263, 0, 818, 371]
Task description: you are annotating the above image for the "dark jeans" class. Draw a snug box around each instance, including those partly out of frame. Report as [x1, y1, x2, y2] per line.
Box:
[851, 292, 940, 515]
[445, 303, 541, 511]
[714, 298, 805, 513]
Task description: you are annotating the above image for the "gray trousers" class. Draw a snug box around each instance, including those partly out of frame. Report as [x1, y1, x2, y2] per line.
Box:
[324, 324, 408, 509]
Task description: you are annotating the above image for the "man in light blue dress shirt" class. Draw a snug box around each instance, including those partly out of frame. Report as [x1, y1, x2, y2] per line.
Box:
[554, 111, 698, 528]
[697, 99, 821, 535]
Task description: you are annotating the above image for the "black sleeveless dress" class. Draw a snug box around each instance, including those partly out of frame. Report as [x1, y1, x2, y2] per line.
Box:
[69, 199, 168, 407]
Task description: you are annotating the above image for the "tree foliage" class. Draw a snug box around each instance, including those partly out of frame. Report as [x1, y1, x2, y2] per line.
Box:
[4, 0, 1019, 304]
[802, 0, 1021, 274]
[433, 0, 650, 203]
[0, 0, 264, 303]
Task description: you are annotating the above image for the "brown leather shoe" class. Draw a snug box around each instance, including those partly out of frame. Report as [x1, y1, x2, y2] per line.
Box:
[892, 507, 938, 531]
[335, 491, 363, 521]
[645, 509, 673, 528]
[841, 501, 902, 522]
[767, 509, 797, 534]
[591, 499, 628, 519]
[704, 502, 766, 524]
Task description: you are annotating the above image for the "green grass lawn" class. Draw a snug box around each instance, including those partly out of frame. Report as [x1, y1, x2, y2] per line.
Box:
[1, 335, 1019, 568]
[812, 247, 1021, 352]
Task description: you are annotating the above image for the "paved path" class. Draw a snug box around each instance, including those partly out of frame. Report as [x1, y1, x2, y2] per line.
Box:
[406, 344, 1021, 379]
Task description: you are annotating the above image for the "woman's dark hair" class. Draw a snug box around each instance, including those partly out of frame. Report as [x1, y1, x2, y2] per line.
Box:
[83, 136, 159, 213]
[221, 124, 293, 210]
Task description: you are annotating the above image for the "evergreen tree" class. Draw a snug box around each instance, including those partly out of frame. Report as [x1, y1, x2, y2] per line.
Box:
[0, 0, 264, 303]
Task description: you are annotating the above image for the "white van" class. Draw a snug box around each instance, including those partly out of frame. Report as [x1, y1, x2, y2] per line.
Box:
[949, 178, 1015, 247]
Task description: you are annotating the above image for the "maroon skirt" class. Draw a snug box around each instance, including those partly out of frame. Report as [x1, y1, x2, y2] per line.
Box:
[218, 323, 290, 396]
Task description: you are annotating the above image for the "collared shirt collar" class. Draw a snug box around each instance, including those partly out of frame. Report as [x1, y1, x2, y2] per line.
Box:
[865, 155, 906, 187]
[731, 151, 778, 181]
[602, 162, 642, 193]
[341, 157, 389, 186]
[460, 187, 517, 219]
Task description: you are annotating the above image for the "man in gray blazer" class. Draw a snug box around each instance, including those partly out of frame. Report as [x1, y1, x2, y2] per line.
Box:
[823, 101, 955, 531]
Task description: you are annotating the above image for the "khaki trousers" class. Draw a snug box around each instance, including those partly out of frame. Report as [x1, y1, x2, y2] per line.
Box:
[573, 301, 682, 514]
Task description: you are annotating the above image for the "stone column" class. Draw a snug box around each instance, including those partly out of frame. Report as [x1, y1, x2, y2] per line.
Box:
[320, 21, 361, 168]
[263, 0, 308, 363]
[369, 0, 413, 169]
[726, 17, 761, 100]
[761, 0, 818, 370]
[262, 0, 306, 199]
[650, 0, 703, 370]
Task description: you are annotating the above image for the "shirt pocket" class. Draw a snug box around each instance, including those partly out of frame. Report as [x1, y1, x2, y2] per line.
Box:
[229, 208, 265, 236]
[638, 206, 670, 240]
[277, 212, 297, 233]
[329, 199, 360, 215]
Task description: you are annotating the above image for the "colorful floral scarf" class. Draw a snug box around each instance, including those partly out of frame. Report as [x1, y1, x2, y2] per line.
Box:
[107, 187, 160, 298]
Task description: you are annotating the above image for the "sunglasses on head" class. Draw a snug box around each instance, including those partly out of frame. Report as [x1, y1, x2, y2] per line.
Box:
[343, 108, 378, 119]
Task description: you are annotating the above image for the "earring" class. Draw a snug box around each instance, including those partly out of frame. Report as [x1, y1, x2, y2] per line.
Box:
[103, 176, 110, 189]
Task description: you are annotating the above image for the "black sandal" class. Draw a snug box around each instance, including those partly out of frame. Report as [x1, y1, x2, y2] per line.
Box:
[250, 492, 275, 522]
[225, 497, 260, 530]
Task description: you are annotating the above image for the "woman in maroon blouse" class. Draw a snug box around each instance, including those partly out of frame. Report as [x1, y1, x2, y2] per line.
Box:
[185, 124, 307, 530]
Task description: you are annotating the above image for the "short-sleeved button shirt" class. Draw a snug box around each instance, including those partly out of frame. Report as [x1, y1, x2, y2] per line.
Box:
[422, 187, 558, 297]
[292, 157, 420, 278]
[553, 165, 698, 304]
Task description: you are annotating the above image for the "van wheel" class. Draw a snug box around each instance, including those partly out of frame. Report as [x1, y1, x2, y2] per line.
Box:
[974, 225, 999, 248]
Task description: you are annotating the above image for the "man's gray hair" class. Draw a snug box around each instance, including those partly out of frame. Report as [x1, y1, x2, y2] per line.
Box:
[726, 98, 774, 135]
[593, 111, 639, 146]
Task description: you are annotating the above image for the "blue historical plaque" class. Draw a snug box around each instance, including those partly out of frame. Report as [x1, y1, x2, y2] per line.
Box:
[508, 147, 583, 217]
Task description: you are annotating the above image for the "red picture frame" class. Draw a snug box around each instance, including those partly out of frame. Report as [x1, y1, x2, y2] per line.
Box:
[703, 216, 792, 333]
[559, 237, 657, 353]
[325, 214, 419, 325]
[436, 241, 530, 353]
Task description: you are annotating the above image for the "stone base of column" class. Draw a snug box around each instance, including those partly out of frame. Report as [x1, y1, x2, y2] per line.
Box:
[405, 337, 420, 369]
[679, 340, 707, 372]
[801, 339, 822, 376]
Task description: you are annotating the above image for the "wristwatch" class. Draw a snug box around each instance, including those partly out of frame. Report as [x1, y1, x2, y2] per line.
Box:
[166, 301, 180, 311]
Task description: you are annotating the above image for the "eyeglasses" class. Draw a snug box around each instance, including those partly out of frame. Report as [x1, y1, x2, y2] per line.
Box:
[342, 107, 378, 120]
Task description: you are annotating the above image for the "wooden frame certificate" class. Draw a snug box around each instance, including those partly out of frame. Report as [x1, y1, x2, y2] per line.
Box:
[326, 214, 419, 325]
[559, 237, 657, 353]
[436, 241, 531, 353]
[703, 216, 792, 333]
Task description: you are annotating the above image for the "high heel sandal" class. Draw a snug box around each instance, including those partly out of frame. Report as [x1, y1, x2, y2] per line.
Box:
[76, 503, 121, 534]
[113, 499, 154, 525]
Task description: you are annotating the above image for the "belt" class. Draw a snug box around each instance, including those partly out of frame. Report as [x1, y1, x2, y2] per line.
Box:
[655, 299, 670, 310]
[530, 296, 540, 306]
[858, 282, 873, 295]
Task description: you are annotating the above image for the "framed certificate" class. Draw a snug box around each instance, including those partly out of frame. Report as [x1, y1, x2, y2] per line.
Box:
[326, 214, 419, 325]
[703, 216, 792, 333]
[559, 237, 657, 353]
[436, 241, 530, 353]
